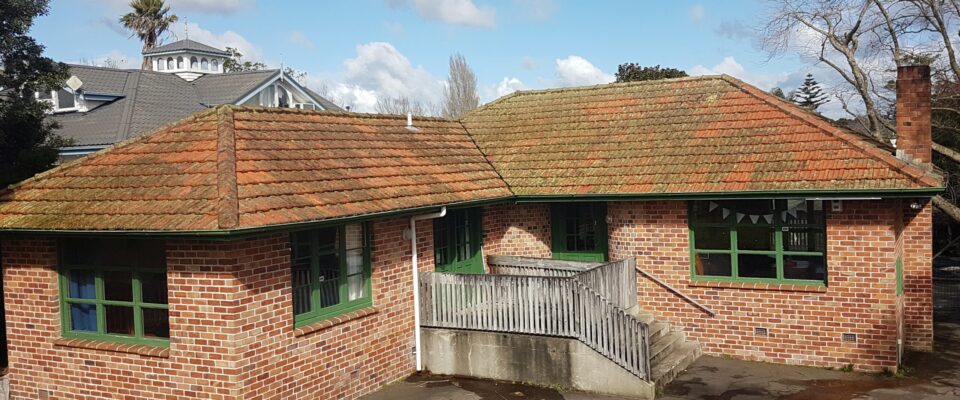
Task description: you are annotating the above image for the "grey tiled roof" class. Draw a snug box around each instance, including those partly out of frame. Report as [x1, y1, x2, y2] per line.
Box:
[142, 39, 231, 56]
[53, 65, 342, 147]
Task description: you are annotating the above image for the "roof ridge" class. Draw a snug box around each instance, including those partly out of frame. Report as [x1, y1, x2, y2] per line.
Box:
[228, 105, 457, 122]
[0, 107, 219, 196]
[459, 120, 515, 196]
[462, 75, 726, 118]
[721, 75, 942, 188]
[215, 106, 240, 229]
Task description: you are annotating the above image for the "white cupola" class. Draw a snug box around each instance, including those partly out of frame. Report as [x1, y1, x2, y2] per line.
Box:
[142, 39, 231, 81]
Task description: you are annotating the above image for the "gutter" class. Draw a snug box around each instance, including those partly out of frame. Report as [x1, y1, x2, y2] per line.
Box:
[409, 206, 446, 372]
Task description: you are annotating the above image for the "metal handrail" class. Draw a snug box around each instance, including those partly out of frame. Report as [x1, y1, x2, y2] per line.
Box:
[635, 267, 715, 317]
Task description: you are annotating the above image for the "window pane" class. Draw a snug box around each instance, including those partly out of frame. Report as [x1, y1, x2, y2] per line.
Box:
[292, 262, 312, 316]
[69, 303, 97, 332]
[348, 274, 364, 301]
[57, 89, 75, 109]
[142, 308, 170, 339]
[783, 228, 825, 253]
[784, 255, 826, 281]
[695, 253, 731, 277]
[694, 227, 729, 250]
[317, 226, 338, 253]
[691, 201, 732, 223]
[738, 227, 775, 251]
[140, 272, 168, 304]
[103, 271, 133, 302]
[783, 200, 824, 225]
[434, 220, 448, 266]
[317, 253, 340, 308]
[736, 200, 775, 216]
[739, 254, 777, 278]
[68, 270, 96, 299]
[105, 305, 134, 336]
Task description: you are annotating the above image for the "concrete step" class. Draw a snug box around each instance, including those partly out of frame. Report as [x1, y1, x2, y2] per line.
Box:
[651, 341, 702, 388]
[649, 331, 683, 365]
[648, 321, 670, 342]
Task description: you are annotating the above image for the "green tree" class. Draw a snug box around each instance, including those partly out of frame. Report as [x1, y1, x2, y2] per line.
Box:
[792, 73, 829, 111]
[119, 0, 178, 70]
[0, 0, 71, 188]
[615, 63, 688, 83]
[223, 47, 266, 72]
[770, 87, 787, 99]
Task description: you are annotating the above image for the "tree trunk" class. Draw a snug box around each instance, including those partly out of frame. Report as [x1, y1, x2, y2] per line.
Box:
[934, 196, 960, 224]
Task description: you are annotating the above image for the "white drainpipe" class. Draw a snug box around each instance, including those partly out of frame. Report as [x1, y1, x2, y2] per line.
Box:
[409, 206, 446, 371]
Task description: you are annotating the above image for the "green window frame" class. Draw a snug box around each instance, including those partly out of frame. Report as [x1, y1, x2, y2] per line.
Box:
[58, 238, 169, 347]
[551, 203, 608, 262]
[290, 223, 373, 327]
[689, 199, 827, 285]
[434, 208, 484, 274]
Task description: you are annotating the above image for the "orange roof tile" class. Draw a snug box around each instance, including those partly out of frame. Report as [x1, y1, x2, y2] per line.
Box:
[0, 107, 512, 231]
[461, 75, 941, 196]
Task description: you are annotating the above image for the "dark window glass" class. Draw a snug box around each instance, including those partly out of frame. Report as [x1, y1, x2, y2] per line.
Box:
[56, 89, 75, 109]
[783, 228, 825, 253]
[140, 272, 167, 304]
[784, 255, 827, 281]
[691, 201, 731, 223]
[738, 254, 777, 278]
[695, 253, 732, 277]
[104, 271, 133, 302]
[694, 227, 729, 250]
[105, 305, 134, 336]
[70, 304, 97, 332]
[737, 227, 775, 251]
[68, 270, 96, 299]
[142, 308, 170, 339]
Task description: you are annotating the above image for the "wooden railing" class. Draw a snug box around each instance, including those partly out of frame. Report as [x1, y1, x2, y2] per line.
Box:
[419, 258, 650, 380]
[487, 255, 599, 277]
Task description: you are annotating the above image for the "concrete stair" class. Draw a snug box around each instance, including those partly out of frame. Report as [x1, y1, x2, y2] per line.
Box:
[628, 307, 702, 388]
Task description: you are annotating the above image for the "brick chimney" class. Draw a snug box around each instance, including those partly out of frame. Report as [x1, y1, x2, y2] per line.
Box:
[895, 65, 932, 169]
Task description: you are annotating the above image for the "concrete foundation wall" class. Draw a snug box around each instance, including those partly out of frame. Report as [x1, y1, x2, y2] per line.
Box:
[421, 328, 654, 399]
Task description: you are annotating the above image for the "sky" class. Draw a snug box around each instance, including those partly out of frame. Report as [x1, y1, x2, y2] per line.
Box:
[30, 0, 835, 114]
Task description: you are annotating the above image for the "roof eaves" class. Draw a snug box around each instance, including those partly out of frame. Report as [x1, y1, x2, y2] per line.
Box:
[215, 105, 240, 229]
[720, 74, 942, 189]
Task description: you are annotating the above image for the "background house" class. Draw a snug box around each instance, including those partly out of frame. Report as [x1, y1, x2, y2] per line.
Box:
[41, 39, 341, 161]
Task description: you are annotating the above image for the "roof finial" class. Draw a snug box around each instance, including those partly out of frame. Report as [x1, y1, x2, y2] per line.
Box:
[184, 17, 189, 40]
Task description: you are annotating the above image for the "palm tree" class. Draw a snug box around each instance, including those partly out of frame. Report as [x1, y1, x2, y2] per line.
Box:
[119, 0, 178, 70]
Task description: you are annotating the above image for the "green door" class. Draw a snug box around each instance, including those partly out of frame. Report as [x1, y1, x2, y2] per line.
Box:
[434, 208, 484, 273]
[551, 203, 608, 262]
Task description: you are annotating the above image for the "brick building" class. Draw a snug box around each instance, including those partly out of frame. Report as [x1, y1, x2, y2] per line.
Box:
[0, 66, 941, 398]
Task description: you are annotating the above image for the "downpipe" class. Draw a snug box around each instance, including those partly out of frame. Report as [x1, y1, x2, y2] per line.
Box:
[409, 206, 446, 371]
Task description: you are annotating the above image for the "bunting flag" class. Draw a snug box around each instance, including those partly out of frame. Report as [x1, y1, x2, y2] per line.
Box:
[722, 209, 730, 219]
[763, 214, 773, 224]
[749, 214, 760, 224]
[709, 201, 718, 212]
[736, 212, 745, 222]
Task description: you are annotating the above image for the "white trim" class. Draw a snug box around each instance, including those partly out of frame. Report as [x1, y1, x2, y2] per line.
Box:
[234, 71, 325, 110]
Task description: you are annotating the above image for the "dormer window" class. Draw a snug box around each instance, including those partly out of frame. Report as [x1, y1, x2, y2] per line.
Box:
[177, 57, 184, 69]
[211, 60, 219, 72]
[157, 59, 165, 71]
[190, 57, 198, 70]
[167, 58, 174, 70]
[37, 88, 80, 113]
[201, 58, 209, 71]
[258, 84, 295, 108]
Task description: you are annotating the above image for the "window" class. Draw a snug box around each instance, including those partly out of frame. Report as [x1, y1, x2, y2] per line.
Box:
[177, 56, 184, 69]
[290, 224, 372, 327]
[167, 57, 174, 70]
[157, 58, 165, 71]
[211, 59, 219, 72]
[190, 57, 198, 69]
[201, 58, 209, 70]
[55, 89, 77, 110]
[259, 84, 277, 107]
[551, 203, 608, 262]
[59, 238, 169, 346]
[689, 200, 827, 284]
[434, 208, 484, 273]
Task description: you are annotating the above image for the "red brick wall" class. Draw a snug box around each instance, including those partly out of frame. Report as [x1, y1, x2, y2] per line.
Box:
[482, 203, 551, 259]
[0, 216, 432, 399]
[900, 200, 933, 351]
[606, 200, 916, 372]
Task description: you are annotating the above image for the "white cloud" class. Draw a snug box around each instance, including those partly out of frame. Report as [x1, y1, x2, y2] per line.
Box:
[315, 42, 445, 113]
[495, 77, 526, 97]
[515, 0, 556, 20]
[167, 21, 262, 61]
[555, 55, 614, 87]
[688, 56, 788, 90]
[389, 0, 496, 28]
[92, 0, 255, 14]
[288, 32, 314, 49]
[77, 49, 135, 69]
[689, 4, 705, 23]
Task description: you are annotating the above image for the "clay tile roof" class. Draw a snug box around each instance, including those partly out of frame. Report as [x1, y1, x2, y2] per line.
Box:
[461, 75, 942, 196]
[0, 107, 512, 232]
